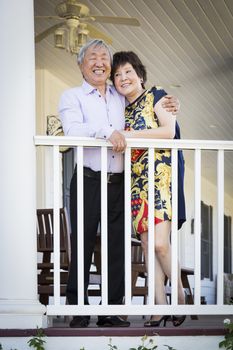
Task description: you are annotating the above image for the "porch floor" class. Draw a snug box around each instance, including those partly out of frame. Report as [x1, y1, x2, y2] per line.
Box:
[43, 315, 227, 336]
[0, 315, 227, 337]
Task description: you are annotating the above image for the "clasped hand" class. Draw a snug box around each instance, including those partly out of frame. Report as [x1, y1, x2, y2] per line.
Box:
[108, 130, 127, 153]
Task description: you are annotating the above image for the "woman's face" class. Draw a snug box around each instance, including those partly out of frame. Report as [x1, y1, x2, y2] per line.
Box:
[113, 63, 143, 102]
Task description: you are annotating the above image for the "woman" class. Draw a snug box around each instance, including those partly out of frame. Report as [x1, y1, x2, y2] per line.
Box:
[111, 51, 186, 327]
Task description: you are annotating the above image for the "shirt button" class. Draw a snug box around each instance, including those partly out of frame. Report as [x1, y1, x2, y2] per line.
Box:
[110, 124, 112, 127]
[104, 135, 106, 139]
[112, 156, 115, 158]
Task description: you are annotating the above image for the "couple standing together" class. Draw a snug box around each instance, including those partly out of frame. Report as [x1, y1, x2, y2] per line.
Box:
[59, 39, 186, 328]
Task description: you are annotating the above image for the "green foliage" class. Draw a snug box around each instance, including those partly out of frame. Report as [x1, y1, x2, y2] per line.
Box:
[0, 335, 177, 350]
[219, 319, 233, 350]
[108, 338, 119, 350]
[108, 335, 177, 350]
[27, 328, 46, 350]
[128, 335, 158, 350]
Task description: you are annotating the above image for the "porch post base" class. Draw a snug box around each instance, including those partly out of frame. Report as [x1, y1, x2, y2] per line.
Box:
[0, 300, 47, 329]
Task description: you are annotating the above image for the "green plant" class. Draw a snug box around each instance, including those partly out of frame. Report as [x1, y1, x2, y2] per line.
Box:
[27, 328, 46, 350]
[219, 319, 233, 350]
[129, 335, 158, 350]
[108, 335, 177, 350]
[108, 338, 119, 350]
[108, 335, 158, 350]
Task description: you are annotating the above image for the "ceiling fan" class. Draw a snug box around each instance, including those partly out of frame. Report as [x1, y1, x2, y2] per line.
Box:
[35, 0, 140, 54]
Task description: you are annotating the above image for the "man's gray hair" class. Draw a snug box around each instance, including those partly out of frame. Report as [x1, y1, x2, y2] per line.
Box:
[77, 39, 113, 65]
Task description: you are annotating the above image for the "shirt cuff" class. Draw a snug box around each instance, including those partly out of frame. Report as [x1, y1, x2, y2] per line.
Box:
[95, 126, 115, 139]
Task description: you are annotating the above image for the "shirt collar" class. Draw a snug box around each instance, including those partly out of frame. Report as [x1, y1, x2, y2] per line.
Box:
[82, 80, 115, 95]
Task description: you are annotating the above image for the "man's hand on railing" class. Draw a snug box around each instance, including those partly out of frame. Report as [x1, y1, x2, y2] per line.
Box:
[108, 130, 127, 153]
[161, 95, 180, 115]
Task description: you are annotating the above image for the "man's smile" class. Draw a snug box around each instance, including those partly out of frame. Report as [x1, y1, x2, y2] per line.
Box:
[93, 69, 105, 75]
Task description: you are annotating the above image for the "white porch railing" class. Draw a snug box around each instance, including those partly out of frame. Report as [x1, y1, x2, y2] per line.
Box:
[35, 135, 233, 317]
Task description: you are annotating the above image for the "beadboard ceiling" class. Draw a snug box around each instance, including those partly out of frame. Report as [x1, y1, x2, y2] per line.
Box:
[34, 0, 233, 199]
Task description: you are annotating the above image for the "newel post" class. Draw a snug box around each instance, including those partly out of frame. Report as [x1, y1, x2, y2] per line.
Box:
[0, 0, 46, 328]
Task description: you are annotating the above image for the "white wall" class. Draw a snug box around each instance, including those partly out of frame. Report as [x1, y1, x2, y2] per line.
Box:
[36, 68, 71, 132]
[35, 69, 71, 208]
[0, 335, 224, 350]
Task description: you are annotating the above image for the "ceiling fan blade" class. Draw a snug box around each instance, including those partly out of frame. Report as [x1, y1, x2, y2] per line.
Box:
[35, 22, 66, 43]
[87, 16, 140, 26]
[35, 16, 62, 20]
[87, 23, 113, 45]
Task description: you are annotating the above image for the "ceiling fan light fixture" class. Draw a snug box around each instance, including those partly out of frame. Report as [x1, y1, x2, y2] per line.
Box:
[69, 40, 80, 54]
[54, 28, 66, 49]
[66, 26, 80, 54]
[77, 32, 87, 47]
[35, 1, 140, 56]
[77, 24, 88, 47]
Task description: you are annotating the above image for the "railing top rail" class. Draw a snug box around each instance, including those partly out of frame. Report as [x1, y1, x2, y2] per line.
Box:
[34, 135, 233, 151]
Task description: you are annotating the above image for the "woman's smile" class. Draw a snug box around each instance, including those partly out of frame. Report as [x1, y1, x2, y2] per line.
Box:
[114, 63, 144, 103]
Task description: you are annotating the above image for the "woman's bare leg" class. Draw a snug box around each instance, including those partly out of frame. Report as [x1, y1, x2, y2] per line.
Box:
[140, 222, 185, 322]
[141, 230, 167, 321]
[141, 231, 167, 300]
[155, 221, 185, 305]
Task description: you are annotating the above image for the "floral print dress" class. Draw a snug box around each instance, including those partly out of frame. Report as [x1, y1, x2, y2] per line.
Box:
[125, 86, 174, 235]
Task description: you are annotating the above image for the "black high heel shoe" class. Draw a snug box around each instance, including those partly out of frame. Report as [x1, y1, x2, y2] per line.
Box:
[172, 315, 186, 327]
[144, 315, 170, 327]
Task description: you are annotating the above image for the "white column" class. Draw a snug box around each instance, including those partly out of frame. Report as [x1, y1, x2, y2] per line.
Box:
[0, 0, 46, 328]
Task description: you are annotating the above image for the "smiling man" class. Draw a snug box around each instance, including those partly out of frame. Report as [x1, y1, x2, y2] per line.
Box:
[59, 39, 179, 328]
[59, 40, 128, 328]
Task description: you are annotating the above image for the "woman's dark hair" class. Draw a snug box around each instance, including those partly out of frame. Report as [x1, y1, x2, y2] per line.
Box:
[111, 51, 147, 89]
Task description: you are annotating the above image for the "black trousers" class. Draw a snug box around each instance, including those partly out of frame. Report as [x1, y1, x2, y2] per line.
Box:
[66, 169, 125, 305]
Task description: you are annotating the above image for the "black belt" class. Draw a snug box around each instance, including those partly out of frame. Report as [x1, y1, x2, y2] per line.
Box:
[83, 167, 123, 184]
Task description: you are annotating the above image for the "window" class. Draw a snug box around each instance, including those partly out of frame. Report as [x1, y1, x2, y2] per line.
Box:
[201, 201, 213, 280]
[224, 215, 232, 274]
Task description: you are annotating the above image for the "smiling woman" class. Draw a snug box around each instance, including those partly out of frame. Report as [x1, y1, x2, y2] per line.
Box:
[111, 50, 186, 328]
[113, 63, 145, 103]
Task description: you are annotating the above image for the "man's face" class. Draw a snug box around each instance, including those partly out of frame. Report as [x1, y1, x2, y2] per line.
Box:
[79, 44, 111, 88]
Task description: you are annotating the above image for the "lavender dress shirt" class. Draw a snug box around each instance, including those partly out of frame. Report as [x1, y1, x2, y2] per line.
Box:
[59, 80, 125, 173]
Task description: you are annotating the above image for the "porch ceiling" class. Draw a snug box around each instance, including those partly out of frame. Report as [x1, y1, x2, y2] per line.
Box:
[34, 0, 233, 198]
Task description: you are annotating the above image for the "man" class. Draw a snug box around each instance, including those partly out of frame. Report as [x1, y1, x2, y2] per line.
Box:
[59, 39, 179, 328]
